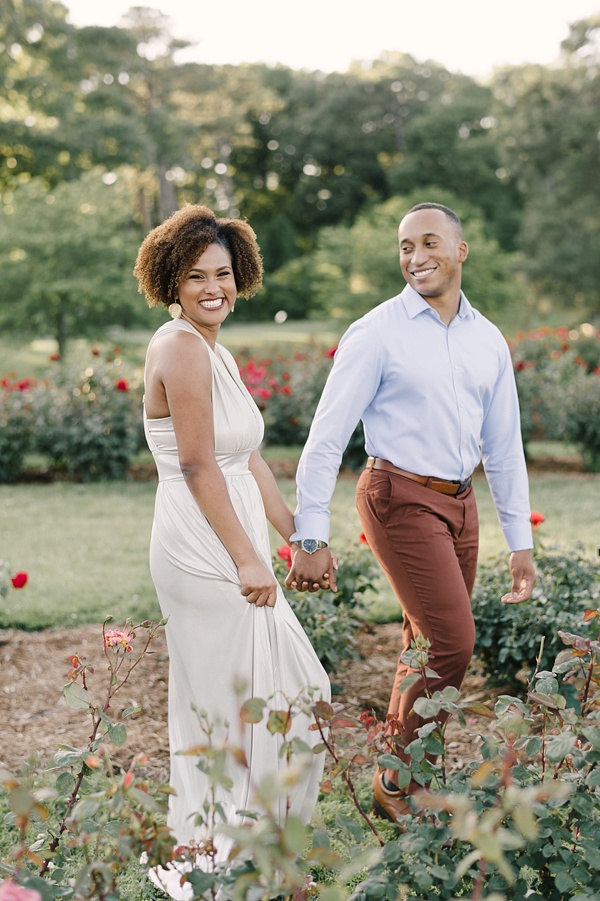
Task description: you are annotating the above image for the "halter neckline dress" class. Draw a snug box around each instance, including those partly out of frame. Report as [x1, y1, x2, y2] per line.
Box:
[143, 319, 330, 899]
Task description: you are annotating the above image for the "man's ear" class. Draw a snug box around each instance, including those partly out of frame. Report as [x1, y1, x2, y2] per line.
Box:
[458, 241, 469, 263]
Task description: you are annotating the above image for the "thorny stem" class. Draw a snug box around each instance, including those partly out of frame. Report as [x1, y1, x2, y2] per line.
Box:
[101, 621, 157, 710]
[313, 714, 384, 847]
[580, 634, 598, 714]
[470, 858, 489, 900]
[40, 622, 161, 877]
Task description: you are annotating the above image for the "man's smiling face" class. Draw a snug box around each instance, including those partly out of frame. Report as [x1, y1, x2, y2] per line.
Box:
[398, 208, 468, 307]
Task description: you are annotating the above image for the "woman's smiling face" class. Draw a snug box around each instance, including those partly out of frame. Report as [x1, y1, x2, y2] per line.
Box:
[178, 242, 237, 336]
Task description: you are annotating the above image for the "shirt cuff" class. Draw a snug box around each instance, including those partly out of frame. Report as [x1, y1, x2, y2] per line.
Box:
[504, 523, 534, 553]
[290, 511, 331, 544]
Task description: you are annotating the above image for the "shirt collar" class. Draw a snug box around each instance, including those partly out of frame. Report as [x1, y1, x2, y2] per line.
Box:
[400, 284, 475, 321]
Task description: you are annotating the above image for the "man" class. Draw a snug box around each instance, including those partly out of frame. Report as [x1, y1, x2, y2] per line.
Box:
[286, 202, 535, 824]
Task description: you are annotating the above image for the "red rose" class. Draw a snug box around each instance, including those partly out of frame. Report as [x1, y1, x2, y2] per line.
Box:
[530, 511, 545, 529]
[49, 353, 60, 361]
[115, 379, 129, 392]
[326, 346, 338, 358]
[359, 532, 369, 545]
[277, 545, 292, 569]
[11, 571, 28, 589]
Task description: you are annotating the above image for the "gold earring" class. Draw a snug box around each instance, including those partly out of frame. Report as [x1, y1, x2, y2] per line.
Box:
[168, 302, 182, 319]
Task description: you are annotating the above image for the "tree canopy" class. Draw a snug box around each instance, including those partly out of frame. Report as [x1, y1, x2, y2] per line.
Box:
[1, 1, 599, 348]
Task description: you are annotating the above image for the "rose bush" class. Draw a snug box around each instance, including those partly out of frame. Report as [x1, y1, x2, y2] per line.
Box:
[0, 376, 37, 483]
[510, 324, 600, 467]
[33, 350, 144, 481]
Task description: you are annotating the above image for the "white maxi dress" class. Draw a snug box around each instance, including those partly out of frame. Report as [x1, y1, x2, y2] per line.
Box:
[143, 319, 330, 899]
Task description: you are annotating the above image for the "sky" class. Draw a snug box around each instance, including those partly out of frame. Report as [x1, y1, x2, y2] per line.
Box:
[61, 0, 600, 79]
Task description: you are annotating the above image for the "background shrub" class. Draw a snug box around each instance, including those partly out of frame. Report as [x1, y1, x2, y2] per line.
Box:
[560, 370, 600, 472]
[0, 377, 36, 483]
[472, 542, 600, 691]
[34, 354, 144, 482]
[511, 326, 600, 467]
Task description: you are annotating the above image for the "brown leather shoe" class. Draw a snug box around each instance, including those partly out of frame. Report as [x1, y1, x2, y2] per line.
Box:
[371, 772, 413, 827]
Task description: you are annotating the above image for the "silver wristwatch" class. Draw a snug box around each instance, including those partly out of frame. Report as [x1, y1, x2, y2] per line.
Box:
[297, 539, 328, 555]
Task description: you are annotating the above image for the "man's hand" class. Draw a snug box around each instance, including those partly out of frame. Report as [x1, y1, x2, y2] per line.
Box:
[501, 549, 535, 604]
[285, 546, 338, 593]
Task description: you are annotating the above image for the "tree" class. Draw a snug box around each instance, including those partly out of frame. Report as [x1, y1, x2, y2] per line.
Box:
[260, 190, 524, 327]
[0, 168, 146, 356]
[491, 16, 600, 313]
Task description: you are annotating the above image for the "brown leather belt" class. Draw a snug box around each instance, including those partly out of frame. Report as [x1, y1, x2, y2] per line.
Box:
[366, 457, 472, 497]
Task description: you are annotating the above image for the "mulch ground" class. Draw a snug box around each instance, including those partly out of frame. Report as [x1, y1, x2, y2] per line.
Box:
[0, 620, 504, 781]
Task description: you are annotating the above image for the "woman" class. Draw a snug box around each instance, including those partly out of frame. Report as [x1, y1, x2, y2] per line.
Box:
[134, 205, 330, 899]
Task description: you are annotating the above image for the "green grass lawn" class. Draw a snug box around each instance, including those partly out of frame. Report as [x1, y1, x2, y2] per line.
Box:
[1, 449, 598, 630]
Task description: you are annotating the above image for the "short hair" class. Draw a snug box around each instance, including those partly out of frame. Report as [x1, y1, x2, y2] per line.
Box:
[405, 202, 463, 238]
[134, 204, 264, 309]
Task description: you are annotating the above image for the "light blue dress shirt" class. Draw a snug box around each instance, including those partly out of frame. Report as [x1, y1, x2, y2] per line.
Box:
[291, 285, 533, 552]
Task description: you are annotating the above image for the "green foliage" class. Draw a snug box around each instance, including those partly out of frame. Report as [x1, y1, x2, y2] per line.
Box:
[236, 344, 336, 446]
[273, 544, 379, 673]
[511, 326, 600, 468]
[493, 29, 600, 311]
[0, 617, 174, 901]
[314, 612, 600, 900]
[293, 191, 523, 324]
[0, 377, 36, 483]
[3, 5, 600, 332]
[472, 542, 600, 691]
[0, 170, 145, 356]
[560, 370, 600, 473]
[2, 582, 600, 899]
[33, 354, 144, 482]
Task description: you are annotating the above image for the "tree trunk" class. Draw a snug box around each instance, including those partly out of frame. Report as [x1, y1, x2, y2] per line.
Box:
[55, 307, 67, 360]
[157, 162, 177, 221]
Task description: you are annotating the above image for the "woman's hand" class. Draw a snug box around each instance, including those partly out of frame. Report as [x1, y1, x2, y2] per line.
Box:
[238, 561, 279, 607]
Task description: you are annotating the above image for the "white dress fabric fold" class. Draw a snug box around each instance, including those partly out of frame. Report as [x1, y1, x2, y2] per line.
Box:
[143, 320, 330, 899]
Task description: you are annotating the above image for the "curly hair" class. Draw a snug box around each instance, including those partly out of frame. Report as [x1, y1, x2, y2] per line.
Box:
[134, 204, 264, 309]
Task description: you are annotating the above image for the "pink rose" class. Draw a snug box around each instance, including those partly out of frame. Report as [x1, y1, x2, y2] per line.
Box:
[0, 882, 43, 901]
[104, 628, 134, 652]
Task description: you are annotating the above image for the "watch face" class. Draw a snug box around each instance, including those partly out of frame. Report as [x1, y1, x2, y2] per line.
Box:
[302, 539, 318, 554]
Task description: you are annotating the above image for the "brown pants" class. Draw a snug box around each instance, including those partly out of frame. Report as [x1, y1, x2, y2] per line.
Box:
[356, 468, 479, 760]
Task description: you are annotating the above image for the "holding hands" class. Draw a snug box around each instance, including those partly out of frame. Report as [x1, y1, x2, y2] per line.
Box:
[286, 544, 338, 593]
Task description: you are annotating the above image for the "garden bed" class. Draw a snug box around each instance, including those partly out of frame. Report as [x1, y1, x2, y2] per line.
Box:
[0, 620, 503, 780]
